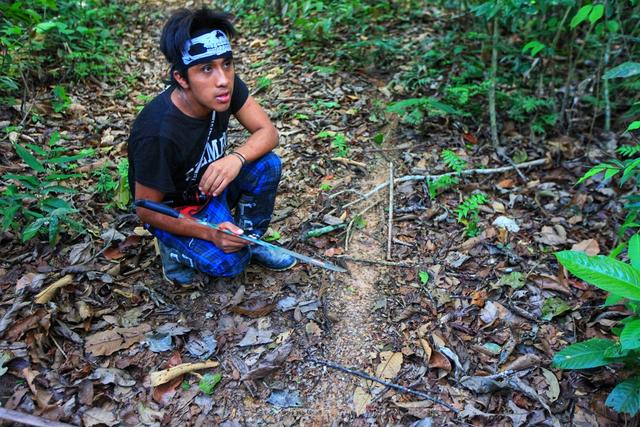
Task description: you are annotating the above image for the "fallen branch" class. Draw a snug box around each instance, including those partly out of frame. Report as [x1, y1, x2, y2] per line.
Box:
[309, 357, 459, 414]
[330, 157, 367, 168]
[34, 274, 74, 304]
[150, 360, 219, 387]
[341, 158, 546, 210]
[0, 407, 75, 427]
[336, 255, 416, 268]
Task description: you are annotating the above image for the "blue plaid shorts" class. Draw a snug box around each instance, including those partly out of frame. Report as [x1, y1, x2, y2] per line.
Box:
[150, 152, 282, 278]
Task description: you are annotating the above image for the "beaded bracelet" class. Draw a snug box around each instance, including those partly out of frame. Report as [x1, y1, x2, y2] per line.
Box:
[230, 151, 246, 166]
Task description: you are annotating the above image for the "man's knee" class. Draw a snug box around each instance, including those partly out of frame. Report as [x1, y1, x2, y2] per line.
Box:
[254, 152, 282, 179]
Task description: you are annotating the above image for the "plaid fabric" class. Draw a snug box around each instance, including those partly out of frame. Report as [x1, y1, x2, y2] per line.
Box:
[151, 152, 282, 278]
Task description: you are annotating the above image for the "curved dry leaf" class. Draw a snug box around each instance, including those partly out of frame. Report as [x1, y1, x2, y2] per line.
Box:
[230, 298, 276, 318]
[428, 351, 451, 372]
[82, 407, 119, 427]
[541, 368, 560, 403]
[571, 239, 600, 256]
[353, 386, 372, 416]
[152, 352, 183, 405]
[419, 338, 432, 362]
[85, 324, 151, 356]
[375, 351, 403, 380]
[501, 354, 541, 372]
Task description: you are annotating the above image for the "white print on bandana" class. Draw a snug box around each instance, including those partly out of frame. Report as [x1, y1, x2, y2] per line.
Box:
[185, 131, 227, 184]
[182, 30, 232, 66]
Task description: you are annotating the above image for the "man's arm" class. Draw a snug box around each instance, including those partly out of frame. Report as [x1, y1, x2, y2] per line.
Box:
[134, 182, 248, 253]
[199, 96, 278, 196]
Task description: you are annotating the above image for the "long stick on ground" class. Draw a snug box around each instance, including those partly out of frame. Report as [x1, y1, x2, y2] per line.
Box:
[387, 162, 394, 260]
[0, 407, 75, 427]
[308, 357, 459, 414]
[336, 255, 416, 268]
[341, 158, 546, 210]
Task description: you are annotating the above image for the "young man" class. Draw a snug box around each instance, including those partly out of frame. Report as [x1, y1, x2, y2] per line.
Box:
[127, 8, 295, 284]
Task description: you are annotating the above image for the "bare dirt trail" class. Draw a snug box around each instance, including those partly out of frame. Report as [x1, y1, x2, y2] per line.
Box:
[302, 179, 391, 424]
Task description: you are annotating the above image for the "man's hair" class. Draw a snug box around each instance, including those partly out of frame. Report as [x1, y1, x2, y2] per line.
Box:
[160, 8, 237, 85]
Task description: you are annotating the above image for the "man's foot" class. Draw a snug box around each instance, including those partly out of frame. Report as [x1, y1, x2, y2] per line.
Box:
[250, 245, 296, 271]
[158, 240, 197, 285]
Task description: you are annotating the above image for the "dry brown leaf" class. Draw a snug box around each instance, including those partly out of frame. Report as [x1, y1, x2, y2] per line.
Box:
[5, 308, 49, 341]
[152, 352, 183, 406]
[471, 290, 487, 307]
[375, 351, 403, 380]
[501, 354, 541, 372]
[535, 225, 567, 246]
[419, 338, 432, 363]
[498, 178, 515, 189]
[82, 407, 119, 427]
[353, 386, 372, 416]
[530, 274, 572, 296]
[229, 298, 276, 318]
[429, 351, 452, 372]
[571, 239, 600, 256]
[394, 400, 434, 419]
[85, 324, 151, 356]
[103, 246, 125, 260]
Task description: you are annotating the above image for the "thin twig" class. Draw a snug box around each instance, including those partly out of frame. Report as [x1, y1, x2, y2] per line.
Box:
[387, 162, 394, 261]
[308, 357, 459, 414]
[341, 159, 546, 210]
[331, 157, 367, 168]
[0, 407, 75, 427]
[345, 201, 381, 252]
[336, 255, 416, 268]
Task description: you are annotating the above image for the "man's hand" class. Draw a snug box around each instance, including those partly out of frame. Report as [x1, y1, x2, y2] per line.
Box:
[199, 155, 243, 196]
[209, 221, 249, 253]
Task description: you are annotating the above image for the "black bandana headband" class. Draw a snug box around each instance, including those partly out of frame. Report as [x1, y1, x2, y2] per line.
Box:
[181, 29, 232, 67]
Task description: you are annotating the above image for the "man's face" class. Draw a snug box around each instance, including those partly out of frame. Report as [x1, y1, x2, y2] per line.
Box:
[185, 57, 235, 113]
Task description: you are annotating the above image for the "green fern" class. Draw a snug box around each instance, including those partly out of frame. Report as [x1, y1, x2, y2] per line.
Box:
[618, 145, 640, 158]
[427, 175, 459, 199]
[455, 193, 489, 237]
[455, 193, 488, 221]
[441, 150, 466, 173]
[331, 134, 349, 157]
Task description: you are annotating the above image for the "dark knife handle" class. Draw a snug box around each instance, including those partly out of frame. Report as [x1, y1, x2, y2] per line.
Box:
[134, 199, 181, 219]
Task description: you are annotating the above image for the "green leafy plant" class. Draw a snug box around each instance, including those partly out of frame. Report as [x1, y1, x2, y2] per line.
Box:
[92, 158, 129, 210]
[386, 97, 464, 127]
[427, 175, 459, 200]
[51, 85, 71, 113]
[419, 271, 430, 284]
[256, 76, 272, 92]
[1, 0, 138, 99]
[198, 372, 222, 395]
[618, 145, 640, 158]
[441, 150, 466, 173]
[455, 193, 488, 237]
[264, 229, 281, 242]
[553, 238, 640, 416]
[312, 100, 340, 111]
[317, 131, 349, 157]
[1, 132, 93, 244]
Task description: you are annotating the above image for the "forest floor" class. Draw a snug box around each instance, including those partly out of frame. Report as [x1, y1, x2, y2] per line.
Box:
[0, 1, 635, 426]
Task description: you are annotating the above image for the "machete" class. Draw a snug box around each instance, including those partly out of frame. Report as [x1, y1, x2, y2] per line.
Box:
[134, 199, 347, 273]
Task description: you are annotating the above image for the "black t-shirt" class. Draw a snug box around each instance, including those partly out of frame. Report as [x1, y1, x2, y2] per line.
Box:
[127, 75, 249, 202]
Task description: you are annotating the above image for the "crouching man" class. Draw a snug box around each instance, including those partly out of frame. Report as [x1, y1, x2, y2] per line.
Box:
[127, 7, 295, 285]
